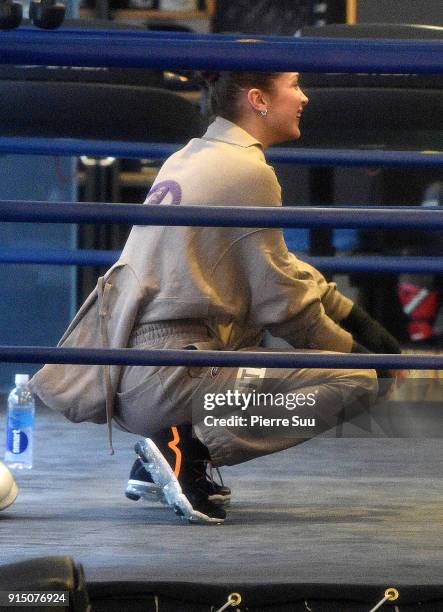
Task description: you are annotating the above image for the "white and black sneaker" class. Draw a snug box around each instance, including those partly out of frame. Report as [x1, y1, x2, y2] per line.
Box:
[125, 458, 231, 506]
[133, 437, 226, 524]
[125, 457, 166, 504]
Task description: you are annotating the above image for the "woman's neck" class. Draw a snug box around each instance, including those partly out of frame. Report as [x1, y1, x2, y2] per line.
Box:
[231, 116, 273, 150]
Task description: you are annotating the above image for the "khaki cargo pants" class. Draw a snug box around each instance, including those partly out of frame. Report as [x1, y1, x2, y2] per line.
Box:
[115, 321, 378, 467]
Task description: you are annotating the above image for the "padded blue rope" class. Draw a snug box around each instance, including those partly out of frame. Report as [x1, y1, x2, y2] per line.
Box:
[0, 31, 442, 73]
[0, 138, 441, 166]
[0, 346, 441, 370]
[2, 248, 443, 274]
[1, 201, 443, 230]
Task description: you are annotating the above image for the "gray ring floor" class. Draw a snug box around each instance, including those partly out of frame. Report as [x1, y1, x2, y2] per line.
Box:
[0, 405, 442, 585]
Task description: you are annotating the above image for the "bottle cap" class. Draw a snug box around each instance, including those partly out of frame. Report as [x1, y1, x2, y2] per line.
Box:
[15, 374, 29, 385]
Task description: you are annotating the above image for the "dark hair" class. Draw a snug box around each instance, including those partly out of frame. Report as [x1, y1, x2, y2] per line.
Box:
[200, 71, 280, 122]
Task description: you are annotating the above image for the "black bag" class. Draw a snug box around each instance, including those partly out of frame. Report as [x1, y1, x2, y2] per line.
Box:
[0, 556, 90, 612]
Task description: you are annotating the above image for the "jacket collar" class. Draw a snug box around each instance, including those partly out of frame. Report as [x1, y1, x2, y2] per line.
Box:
[203, 116, 263, 150]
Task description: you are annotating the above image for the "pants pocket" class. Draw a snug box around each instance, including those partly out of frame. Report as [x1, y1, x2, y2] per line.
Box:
[116, 369, 169, 436]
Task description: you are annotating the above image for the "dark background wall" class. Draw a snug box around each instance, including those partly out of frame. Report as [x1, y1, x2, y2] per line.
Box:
[212, 0, 346, 35]
[357, 0, 442, 26]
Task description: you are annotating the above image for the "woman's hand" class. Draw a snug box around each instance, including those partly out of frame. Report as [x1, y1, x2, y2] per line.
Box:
[342, 304, 401, 355]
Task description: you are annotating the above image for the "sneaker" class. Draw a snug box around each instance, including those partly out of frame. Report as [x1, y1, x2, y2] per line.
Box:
[205, 463, 231, 506]
[125, 458, 231, 506]
[125, 458, 166, 503]
[134, 438, 226, 524]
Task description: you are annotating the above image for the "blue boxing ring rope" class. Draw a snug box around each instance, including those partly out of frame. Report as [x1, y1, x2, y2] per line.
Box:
[0, 28, 442, 371]
[1, 203, 443, 371]
[0, 138, 442, 167]
[0, 30, 442, 73]
[2, 248, 443, 275]
[1, 345, 443, 370]
[2, 201, 443, 229]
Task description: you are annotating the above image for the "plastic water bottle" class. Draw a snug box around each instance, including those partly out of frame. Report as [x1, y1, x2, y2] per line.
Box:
[4, 374, 35, 469]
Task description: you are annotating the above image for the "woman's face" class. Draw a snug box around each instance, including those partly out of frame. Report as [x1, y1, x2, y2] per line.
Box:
[265, 72, 309, 144]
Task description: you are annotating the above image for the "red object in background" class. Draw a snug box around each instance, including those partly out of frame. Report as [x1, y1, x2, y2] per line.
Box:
[398, 281, 439, 341]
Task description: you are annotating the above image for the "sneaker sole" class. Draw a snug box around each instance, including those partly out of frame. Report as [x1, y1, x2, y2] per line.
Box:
[125, 479, 230, 507]
[208, 493, 231, 506]
[135, 439, 225, 525]
[125, 479, 166, 504]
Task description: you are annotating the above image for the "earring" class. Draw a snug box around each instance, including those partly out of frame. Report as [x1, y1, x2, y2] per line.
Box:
[260, 109, 268, 117]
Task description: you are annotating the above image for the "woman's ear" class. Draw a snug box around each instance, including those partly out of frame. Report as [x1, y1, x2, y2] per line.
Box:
[246, 88, 267, 114]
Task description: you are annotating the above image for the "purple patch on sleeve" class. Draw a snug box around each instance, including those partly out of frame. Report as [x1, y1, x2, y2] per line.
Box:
[145, 180, 182, 205]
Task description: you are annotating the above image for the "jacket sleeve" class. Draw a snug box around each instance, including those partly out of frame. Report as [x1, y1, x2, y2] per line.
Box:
[222, 228, 353, 352]
[289, 256, 354, 322]
[260, 164, 354, 322]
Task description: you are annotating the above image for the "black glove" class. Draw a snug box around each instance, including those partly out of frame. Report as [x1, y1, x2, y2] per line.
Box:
[351, 340, 394, 399]
[342, 304, 401, 355]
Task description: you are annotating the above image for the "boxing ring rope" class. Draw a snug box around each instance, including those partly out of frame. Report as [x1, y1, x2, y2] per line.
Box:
[0, 30, 442, 73]
[2, 201, 443, 229]
[1, 201, 443, 370]
[0, 345, 442, 370]
[13, 24, 443, 44]
[2, 200, 443, 272]
[2, 247, 443, 274]
[0, 138, 442, 167]
[15, 26, 345, 42]
[0, 30, 441, 372]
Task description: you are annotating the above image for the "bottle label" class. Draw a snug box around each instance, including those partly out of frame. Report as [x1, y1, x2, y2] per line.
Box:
[6, 429, 29, 454]
[7, 411, 34, 429]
